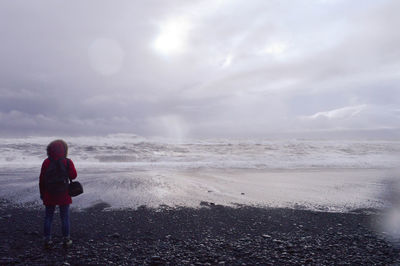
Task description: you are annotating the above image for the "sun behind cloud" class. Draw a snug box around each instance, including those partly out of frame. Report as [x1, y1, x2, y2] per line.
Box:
[260, 42, 288, 57]
[153, 17, 191, 55]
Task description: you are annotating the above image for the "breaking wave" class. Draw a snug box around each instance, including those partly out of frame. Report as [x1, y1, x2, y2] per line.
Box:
[0, 134, 399, 170]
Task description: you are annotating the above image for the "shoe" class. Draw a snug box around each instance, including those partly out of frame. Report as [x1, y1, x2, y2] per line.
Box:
[63, 237, 72, 248]
[44, 239, 53, 249]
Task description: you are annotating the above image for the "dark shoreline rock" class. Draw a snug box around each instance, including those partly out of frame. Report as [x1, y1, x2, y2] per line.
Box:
[0, 200, 399, 265]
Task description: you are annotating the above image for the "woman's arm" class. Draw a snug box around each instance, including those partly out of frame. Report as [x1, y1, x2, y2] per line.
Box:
[39, 159, 48, 199]
[67, 159, 77, 180]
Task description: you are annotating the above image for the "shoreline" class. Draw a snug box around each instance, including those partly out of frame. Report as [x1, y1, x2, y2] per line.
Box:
[1, 200, 399, 265]
[0, 167, 392, 211]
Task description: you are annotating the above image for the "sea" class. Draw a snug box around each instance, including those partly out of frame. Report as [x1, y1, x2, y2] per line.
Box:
[0, 134, 399, 212]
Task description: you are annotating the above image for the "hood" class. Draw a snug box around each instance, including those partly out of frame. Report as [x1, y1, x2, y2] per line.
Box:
[47, 140, 68, 160]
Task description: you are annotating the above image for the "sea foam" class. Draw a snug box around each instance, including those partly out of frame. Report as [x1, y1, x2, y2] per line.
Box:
[0, 135, 399, 211]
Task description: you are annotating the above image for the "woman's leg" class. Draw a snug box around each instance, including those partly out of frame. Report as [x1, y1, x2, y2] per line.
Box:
[44, 205, 55, 241]
[59, 204, 70, 238]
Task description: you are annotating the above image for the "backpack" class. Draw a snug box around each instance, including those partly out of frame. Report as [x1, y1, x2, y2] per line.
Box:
[45, 158, 70, 195]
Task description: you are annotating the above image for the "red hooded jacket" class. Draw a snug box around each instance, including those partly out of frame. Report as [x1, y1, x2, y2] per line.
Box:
[39, 141, 77, 206]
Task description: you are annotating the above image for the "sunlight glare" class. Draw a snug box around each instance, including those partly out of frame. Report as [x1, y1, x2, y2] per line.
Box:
[88, 38, 124, 75]
[261, 42, 287, 56]
[222, 54, 234, 68]
[153, 18, 190, 55]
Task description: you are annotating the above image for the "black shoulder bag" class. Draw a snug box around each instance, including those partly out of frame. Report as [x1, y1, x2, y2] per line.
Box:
[66, 159, 84, 197]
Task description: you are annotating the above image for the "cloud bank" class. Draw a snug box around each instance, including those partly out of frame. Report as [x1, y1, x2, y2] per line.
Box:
[0, 0, 399, 139]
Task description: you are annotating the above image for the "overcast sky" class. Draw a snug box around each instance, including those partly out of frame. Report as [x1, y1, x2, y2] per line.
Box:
[0, 0, 399, 139]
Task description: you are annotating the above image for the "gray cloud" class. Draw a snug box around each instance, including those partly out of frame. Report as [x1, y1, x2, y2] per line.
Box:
[0, 0, 399, 139]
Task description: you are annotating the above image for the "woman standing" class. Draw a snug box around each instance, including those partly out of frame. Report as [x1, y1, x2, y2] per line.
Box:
[39, 139, 77, 248]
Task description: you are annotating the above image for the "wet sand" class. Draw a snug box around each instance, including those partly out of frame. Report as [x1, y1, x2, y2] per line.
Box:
[168, 168, 389, 211]
[0, 167, 391, 212]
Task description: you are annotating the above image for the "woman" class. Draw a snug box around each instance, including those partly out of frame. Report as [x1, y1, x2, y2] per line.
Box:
[39, 139, 77, 248]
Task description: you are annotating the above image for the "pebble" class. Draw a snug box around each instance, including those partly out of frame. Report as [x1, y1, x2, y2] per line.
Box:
[0, 257, 15, 263]
[110, 233, 120, 238]
[1, 202, 399, 265]
[30, 231, 39, 236]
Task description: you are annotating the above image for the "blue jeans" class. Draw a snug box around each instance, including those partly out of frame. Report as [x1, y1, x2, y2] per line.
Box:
[44, 205, 70, 240]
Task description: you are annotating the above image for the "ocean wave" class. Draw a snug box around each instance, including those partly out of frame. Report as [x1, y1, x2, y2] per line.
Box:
[0, 135, 399, 170]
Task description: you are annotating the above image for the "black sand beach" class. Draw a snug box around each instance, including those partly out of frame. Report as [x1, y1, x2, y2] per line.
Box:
[0, 199, 399, 265]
